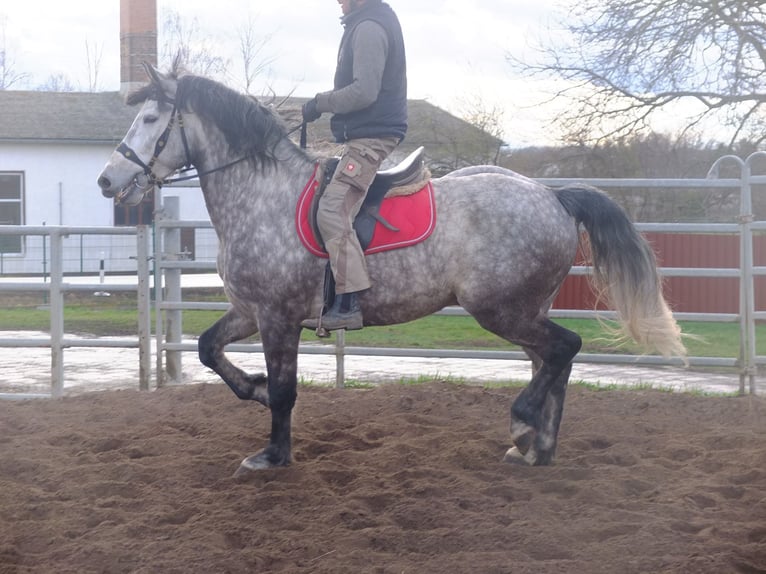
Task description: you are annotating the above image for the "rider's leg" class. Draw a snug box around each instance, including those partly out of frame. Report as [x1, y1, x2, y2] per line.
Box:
[312, 137, 399, 330]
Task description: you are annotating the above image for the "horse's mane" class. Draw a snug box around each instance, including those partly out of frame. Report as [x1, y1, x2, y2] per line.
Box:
[127, 66, 296, 165]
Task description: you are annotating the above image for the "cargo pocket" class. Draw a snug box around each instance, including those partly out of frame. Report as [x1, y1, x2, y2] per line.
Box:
[335, 149, 377, 193]
[337, 156, 363, 184]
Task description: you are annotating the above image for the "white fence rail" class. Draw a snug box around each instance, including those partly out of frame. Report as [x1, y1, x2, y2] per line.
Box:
[1, 153, 764, 397]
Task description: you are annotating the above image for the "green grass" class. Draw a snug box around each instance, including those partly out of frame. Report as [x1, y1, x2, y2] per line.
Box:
[570, 379, 740, 397]
[346, 315, 759, 358]
[0, 290, 761, 359]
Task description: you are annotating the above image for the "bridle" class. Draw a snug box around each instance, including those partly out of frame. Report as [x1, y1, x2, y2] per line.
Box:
[115, 99, 194, 196]
[114, 96, 309, 203]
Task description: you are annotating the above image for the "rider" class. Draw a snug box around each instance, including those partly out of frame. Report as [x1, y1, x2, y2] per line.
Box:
[301, 0, 408, 331]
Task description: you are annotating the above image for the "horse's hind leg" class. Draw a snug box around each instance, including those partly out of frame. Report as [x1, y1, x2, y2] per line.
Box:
[509, 321, 581, 465]
[505, 347, 572, 466]
[473, 313, 581, 465]
[198, 308, 268, 405]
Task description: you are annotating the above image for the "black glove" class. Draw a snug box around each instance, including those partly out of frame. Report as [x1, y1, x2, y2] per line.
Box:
[302, 98, 321, 123]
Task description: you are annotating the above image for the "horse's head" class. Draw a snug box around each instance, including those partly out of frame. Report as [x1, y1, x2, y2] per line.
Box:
[97, 63, 189, 206]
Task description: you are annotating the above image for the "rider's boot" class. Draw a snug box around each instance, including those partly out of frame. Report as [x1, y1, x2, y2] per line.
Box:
[302, 292, 363, 331]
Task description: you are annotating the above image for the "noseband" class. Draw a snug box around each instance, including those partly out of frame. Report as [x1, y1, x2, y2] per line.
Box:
[116, 100, 194, 193]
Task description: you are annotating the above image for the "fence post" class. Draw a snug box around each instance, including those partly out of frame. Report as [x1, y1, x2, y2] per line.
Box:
[163, 197, 183, 383]
[740, 153, 763, 394]
[739, 161, 755, 395]
[334, 330, 345, 388]
[153, 191, 165, 388]
[49, 229, 64, 398]
[137, 225, 152, 391]
[708, 153, 760, 395]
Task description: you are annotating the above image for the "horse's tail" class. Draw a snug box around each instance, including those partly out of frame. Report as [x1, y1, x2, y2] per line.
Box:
[555, 184, 687, 359]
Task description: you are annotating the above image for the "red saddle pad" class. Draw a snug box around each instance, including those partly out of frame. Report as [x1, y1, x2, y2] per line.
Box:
[295, 162, 437, 258]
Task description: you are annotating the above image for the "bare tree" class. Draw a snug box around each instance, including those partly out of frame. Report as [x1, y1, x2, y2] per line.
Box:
[457, 93, 506, 164]
[503, 133, 746, 221]
[238, 14, 275, 94]
[160, 9, 228, 79]
[0, 17, 28, 89]
[85, 39, 103, 92]
[512, 0, 766, 146]
[36, 72, 77, 92]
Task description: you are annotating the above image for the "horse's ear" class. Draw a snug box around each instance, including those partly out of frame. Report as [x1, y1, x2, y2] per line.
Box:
[143, 62, 163, 84]
[142, 62, 177, 102]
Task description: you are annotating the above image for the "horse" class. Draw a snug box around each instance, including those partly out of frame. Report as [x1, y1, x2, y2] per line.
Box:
[97, 64, 686, 475]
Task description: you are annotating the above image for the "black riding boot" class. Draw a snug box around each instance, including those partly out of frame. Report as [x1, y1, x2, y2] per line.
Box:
[303, 292, 363, 331]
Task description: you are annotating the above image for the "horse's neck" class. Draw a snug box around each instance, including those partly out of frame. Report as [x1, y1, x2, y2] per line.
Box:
[196, 139, 313, 238]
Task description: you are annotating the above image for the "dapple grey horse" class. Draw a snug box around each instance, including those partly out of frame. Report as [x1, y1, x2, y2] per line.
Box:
[97, 64, 685, 475]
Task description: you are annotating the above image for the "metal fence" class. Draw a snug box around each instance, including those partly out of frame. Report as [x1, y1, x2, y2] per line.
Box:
[153, 154, 765, 396]
[1, 154, 763, 397]
[0, 225, 153, 399]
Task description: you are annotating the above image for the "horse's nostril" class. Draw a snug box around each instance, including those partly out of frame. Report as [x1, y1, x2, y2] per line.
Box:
[97, 176, 111, 190]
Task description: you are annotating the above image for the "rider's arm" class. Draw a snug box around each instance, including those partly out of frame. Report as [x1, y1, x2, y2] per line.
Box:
[315, 20, 388, 114]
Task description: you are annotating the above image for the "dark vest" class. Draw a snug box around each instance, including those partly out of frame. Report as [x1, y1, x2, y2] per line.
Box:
[330, 1, 408, 143]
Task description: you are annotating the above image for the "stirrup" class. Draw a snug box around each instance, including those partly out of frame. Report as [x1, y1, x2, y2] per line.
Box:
[300, 314, 332, 338]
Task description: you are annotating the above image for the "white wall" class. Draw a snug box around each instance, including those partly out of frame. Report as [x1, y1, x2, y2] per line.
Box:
[0, 142, 211, 226]
[0, 142, 114, 226]
[0, 141, 212, 275]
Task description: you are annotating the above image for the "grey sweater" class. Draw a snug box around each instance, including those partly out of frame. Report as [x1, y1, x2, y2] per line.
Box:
[315, 20, 389, 115]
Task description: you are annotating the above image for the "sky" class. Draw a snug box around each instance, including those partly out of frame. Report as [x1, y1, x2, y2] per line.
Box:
[0, 0, 571, 146]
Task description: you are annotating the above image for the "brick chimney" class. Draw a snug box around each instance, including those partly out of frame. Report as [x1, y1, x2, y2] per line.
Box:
[120, 0, 157, 95]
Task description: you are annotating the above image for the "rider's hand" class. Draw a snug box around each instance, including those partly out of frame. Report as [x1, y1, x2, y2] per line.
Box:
[302, 98, 322, 123]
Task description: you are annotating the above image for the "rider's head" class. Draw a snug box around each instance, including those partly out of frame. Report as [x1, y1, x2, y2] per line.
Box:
[338, 0, 367, 16]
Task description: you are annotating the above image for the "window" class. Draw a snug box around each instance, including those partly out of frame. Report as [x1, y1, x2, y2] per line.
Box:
[0, 172, 24, 254]
[113, 188, 155, 225]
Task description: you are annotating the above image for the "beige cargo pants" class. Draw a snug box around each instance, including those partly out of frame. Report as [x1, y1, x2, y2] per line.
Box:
[317, 136, 400, 294]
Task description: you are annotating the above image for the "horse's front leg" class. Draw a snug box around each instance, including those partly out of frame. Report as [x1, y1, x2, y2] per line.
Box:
[198, 308, 268, 405]
[236, 318, 301, 474]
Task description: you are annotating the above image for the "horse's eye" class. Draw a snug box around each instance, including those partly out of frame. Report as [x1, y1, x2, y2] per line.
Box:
[143, 115, 158, 125]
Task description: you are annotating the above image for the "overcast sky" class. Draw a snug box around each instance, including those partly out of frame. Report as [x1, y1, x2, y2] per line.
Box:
[1, 0, 571, 146]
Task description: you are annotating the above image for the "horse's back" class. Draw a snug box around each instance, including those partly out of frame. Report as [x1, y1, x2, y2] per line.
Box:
[432, 170, 576, 251]
[391, 171, 578, 307]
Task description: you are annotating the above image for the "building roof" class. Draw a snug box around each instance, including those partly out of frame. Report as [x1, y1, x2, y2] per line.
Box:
[0, 91, 138, 144]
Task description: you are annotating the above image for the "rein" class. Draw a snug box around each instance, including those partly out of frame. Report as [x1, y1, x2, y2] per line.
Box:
[117, 101, 309, 191]
[165, 121, 308, 183]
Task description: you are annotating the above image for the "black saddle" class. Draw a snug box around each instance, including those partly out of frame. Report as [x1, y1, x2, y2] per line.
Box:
[315, 146, 426, 251]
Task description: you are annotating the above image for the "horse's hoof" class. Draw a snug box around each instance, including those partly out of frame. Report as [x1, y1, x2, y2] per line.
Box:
[503, 446, 527, 464]
[503, 446, 537, 466]
[510, 420, 535, 455]
[243, 374, 270, 405]
[233, 451, 290, 477]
